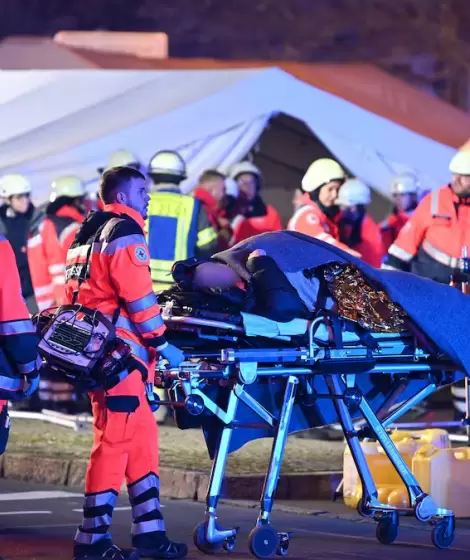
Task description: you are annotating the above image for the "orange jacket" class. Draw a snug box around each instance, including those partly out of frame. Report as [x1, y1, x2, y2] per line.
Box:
[287, 195, 353, 253]
[41, 205, 85, 305]
[230, 204, 282, 246]
[0, 234, 40, 402]
[341, 214, 384, 267]
[64, 203, 167, 379]
[380, 210, 411, 253]
[383, 185, 470, 283]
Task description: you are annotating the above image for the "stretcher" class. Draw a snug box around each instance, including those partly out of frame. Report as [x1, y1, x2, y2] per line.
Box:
[154, 299, 462, 558]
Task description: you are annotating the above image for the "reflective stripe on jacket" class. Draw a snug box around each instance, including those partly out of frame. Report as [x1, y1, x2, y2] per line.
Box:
[383, 185, 470, 283]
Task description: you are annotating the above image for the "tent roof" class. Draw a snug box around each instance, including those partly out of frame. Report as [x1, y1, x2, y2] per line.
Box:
[65, 51, 470, 150]
[0, 67, 456, 203]
[1, 37, 468, 149]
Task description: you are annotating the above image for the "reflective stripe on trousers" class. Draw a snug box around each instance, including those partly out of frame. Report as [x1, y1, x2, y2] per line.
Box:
[74, 490, 118, 545]
[128, 472, 165, 535]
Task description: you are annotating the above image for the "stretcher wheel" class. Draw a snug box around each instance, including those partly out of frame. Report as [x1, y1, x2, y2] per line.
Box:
[185, 395, 205, 416]
[193, 522, 223, 554]
[375, 512, 399, 545]
[356, 498, 373, 518]
[248, 525, 279, 559]
[414, 496, 433, 522]
[223, 536, 237, 552]
[431, 518, 455, 550]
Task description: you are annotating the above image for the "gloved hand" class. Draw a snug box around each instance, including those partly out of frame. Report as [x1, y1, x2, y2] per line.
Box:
[159, 343, 185, 368]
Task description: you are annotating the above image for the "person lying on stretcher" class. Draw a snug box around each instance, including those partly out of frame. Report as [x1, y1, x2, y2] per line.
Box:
[162, 230, 470, 376]
[167, 245, 406, 334]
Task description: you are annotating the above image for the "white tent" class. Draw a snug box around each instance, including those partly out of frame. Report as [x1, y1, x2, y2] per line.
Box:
[0, 67, 456, 203]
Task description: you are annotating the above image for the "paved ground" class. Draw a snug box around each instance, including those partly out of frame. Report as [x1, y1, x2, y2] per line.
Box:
[0, 480, 470, 559]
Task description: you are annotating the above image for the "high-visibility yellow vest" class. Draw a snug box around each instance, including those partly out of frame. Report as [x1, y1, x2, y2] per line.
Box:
[146, 190, 216, 287]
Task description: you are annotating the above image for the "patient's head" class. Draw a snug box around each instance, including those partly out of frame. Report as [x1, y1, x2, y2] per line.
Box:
[193, 261, 243, 290]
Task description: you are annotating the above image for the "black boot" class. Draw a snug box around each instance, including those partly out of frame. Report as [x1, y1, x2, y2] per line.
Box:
[73, 541, 140, 559]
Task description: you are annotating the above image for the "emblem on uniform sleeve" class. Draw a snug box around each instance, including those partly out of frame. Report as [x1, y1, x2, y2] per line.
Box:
[135, 246, 148, 262]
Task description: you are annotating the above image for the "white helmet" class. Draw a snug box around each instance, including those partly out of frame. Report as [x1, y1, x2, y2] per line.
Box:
[336, 179, 371, 207]
[0, 174, 32, 197]
[50, 176, 86, 202]
[229, 161, 262, 180]
[105, 149, 141, 171]
[449, 150, 470, 175]
[391, 173, 419, 195]
[301, 158, 346, 193]
[148, 150, 187, 179]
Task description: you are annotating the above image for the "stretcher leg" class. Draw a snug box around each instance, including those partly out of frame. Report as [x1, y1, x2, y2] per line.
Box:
[248, 376, 298, 559]
[193, 388, 240, 554]
[325, 375, 379, 512]
[326, 373, 455, 549]
[334, 379, 411, 501]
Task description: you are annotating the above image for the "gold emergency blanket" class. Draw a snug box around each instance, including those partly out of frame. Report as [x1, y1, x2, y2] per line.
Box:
[323, 263, 408, 333]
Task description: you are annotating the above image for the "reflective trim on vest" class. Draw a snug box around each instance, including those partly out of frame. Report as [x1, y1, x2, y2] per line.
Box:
[147, 192, 198, 283]
[126, 292, 159, 314]
[421, 239, 463, 269]
[430, 188, 452, 220]
[388, 243, 414, 262]
[0, 319, 36, 336]
[150, 259, 174, 283]
[197, 226, 217, 248]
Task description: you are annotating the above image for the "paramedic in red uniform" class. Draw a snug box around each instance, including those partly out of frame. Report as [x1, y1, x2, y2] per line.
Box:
[337, 179, 384, 267]
[64, 166, 187, 560]
[382, 150, 470, 419]
[287, 158, 361, 257]
[38, 176, 87, 410]
[0, 234, 40, 454]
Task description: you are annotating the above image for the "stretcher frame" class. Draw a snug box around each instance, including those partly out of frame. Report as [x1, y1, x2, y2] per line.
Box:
[155, 312, 460, 557]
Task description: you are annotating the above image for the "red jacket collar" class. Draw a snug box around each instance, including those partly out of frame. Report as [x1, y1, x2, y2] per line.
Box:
[56, 205, 85, 223]
[103, 203, 145, 229]
[194, 186, 218, 212]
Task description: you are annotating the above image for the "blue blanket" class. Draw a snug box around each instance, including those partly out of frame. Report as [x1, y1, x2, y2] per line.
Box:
[214, 230, 470, 375]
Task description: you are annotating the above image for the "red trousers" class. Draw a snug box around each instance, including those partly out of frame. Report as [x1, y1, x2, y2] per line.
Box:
[85, 369, 159, 494]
